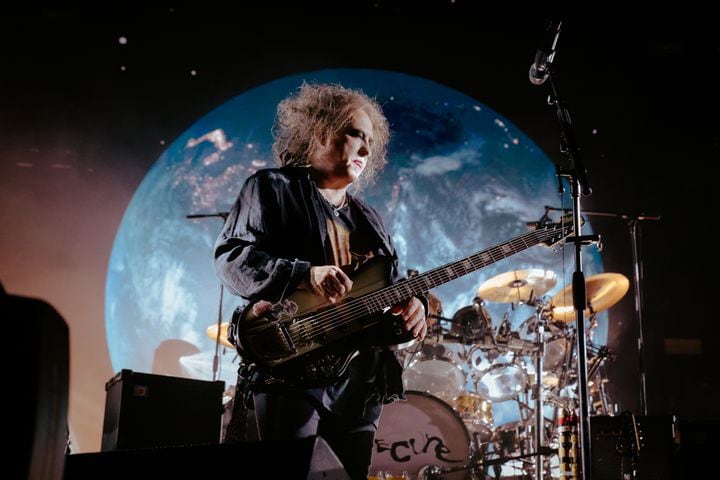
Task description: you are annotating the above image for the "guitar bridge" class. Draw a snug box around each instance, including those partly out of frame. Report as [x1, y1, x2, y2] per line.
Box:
[247, 323, 298, 363]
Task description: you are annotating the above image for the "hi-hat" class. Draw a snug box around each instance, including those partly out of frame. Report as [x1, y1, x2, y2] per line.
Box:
[551, 273, 630, 322]
[206, 322, 234, 349]
[477, 269, 557, 304]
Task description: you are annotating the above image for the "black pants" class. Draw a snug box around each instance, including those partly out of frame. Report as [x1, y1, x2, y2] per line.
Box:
[253, 390, 378, 480]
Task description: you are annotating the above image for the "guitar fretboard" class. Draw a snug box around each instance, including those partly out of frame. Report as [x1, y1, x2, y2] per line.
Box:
[288, 224, 569, 345]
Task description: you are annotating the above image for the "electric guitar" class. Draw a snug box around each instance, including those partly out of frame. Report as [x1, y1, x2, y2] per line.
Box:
[233, 218, 574, 386]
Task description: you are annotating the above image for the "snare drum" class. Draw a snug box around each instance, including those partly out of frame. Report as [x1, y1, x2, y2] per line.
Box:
[451, 393, 494, 441]
[469, 347, 527, 402]
[370, 391, 471, 480]
[402, 341, 467, 403]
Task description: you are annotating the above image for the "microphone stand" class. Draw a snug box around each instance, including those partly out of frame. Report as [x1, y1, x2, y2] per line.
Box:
[545, 206, 661, 415]
[529, 18, 597, 477]
[545, 70, 598, 480]
[186, 211, 229, 381]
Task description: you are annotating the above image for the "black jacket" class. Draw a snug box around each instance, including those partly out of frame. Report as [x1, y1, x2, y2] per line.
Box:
[214, 166, 412, 403]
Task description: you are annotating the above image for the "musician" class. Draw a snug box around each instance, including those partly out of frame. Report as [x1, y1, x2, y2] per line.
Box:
[214, 82, 428, 480]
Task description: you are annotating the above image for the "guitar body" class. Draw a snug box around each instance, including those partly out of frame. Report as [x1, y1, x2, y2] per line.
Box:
[235, 256, 416, 385]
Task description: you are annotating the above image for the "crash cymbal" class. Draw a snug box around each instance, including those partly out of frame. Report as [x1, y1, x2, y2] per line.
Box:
[477, 269, 557, 304]
[551, 273, 630, 322]
[206, 322, 234, 349]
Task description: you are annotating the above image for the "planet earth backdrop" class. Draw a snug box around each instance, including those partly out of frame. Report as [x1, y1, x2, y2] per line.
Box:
[105, 69, 605, 428]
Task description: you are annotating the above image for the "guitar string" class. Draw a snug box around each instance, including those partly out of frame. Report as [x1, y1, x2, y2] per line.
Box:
[285, 227, 566, 345]
[286, 228, 564, 344]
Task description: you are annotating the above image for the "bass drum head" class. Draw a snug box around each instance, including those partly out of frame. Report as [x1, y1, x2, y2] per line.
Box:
[370, 391, 470, 480]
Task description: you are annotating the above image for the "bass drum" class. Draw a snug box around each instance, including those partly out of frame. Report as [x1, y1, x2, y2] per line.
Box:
[370, 391, 471, 480]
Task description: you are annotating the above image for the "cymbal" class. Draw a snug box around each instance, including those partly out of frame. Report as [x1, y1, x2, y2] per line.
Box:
[206, 322, 234, 349]
[551, 273, 630, 322]
[477, 269, 557, 304]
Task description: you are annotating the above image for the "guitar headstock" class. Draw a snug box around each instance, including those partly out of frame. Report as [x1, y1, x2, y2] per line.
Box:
[536, 213, 577, 249]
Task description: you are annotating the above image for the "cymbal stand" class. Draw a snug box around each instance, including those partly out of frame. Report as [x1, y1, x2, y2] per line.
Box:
[587, 343, 615, 415]
[546, 206, 660, 416]
[186, 211, 229, 381]
[531, 301, 547, 480]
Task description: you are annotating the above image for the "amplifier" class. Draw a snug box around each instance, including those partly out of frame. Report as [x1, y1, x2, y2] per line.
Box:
[590, 414, 679, 479]
[101, 369, 225, 451]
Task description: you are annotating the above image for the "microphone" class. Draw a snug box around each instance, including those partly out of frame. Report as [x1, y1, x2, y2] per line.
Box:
[529, 20, 563, 85]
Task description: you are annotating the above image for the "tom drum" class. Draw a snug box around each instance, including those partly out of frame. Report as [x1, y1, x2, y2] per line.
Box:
[469, 347, 528, 402]
[402, 341, 467, 404]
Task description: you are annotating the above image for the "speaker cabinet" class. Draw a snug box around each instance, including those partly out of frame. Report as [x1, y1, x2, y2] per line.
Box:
[101, 369, 225, 451]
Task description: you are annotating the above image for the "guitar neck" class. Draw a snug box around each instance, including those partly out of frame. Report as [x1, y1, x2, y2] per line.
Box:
[365, 227, 560, 310]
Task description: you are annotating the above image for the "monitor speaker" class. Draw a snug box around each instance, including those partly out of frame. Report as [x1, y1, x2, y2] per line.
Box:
[101, 369, 225, 451]
[65, 436, 350, 480]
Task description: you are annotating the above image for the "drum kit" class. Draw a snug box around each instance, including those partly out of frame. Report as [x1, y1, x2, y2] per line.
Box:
[370, 269, 630, 480]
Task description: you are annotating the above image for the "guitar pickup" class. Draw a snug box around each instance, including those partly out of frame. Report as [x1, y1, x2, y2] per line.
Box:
[250, 323, 297, 362]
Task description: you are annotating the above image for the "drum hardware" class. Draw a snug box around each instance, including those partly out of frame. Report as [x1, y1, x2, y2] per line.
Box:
[494, 313, 512, 344]
[399, 282, 621, 479]
[438, 299, 495, 345]
[530, 305, 548, 480]
[587, 343, 616, 415]
[187, 212, 230, 381]
[416, 444, 560, 480]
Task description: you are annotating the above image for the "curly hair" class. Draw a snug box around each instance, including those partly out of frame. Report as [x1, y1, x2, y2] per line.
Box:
[272, 82, 390, 190]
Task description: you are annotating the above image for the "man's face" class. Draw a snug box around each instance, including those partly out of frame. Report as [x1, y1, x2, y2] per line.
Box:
[311, 108, 373, 188]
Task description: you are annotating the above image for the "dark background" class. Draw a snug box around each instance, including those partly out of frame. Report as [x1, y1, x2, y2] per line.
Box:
[1, 3, 718, 452]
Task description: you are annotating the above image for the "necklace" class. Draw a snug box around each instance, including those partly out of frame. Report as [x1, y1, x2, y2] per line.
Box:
[313, 179, 349, 217]
[318, 189, 348, 217]
[327, 194, 348, 217]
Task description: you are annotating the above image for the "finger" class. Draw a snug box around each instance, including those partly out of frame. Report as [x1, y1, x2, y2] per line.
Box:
[326, 274, 348, 301]
[411, 316, 427, 338]
[417, 321, 427, 340]
[404, 312, 422, 332]
[334, 269, 353, 293]
[402, 300, 422, 320]
[324, 275, 341, 295]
